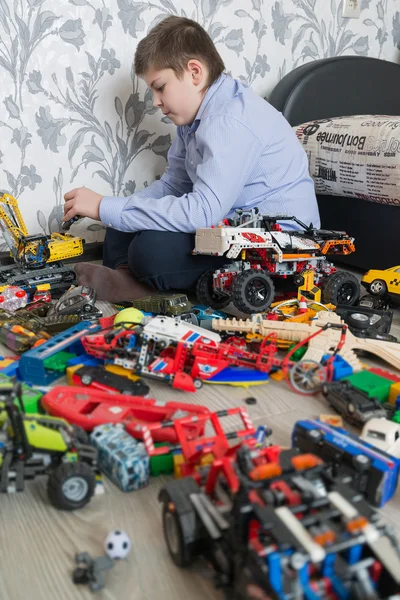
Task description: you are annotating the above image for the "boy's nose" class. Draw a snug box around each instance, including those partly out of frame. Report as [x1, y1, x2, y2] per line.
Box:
[153, 95, 162, 108]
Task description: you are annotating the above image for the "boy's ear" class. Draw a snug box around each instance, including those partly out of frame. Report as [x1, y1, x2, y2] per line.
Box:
[187, 59, 205, 85]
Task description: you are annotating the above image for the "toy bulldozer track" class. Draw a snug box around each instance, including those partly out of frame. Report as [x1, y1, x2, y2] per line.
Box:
[0, 261, 76, 294]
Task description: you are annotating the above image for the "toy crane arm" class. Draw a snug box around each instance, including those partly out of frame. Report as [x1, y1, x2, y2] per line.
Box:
[0, 194, 29, 260]
[0, 193, 28, 237]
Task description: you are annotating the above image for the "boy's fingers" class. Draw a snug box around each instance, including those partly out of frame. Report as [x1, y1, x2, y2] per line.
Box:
[64, 188, 78, 201]
[63, 199, 74, 215]
[63, 206, 78, 222]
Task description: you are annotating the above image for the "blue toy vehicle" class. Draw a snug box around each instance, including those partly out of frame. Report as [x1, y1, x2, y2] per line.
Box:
[190, 305, 227, 329]
[292, 419, 400, 507]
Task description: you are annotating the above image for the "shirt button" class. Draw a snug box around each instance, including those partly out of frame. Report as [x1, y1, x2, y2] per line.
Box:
[190, 160, 194, 164]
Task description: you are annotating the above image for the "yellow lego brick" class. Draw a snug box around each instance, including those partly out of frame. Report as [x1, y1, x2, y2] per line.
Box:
[66, 363, 84, 385]
[0, 358, 17, 370]
[105, 364, 141, 382]
[173, 453, 184, 479]
[200, 453, 214, 466]
[270, 369, 285, 381]
[389, 382, 400, 406]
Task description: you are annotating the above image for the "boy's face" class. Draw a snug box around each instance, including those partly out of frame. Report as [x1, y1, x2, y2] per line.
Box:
[144, 63, 208, 126]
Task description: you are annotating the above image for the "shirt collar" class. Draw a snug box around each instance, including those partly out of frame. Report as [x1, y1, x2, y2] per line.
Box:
[187, 73, 227, 132]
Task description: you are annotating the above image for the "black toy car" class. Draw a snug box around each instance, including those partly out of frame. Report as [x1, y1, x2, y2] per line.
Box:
[321, 380, 386, 427]
[335, 303, 396, 342]
[72, 365, 150, 397]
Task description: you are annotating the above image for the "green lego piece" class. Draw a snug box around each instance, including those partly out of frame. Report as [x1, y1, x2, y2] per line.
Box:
[150, 444, 174, 476]
[0, 373, 43, 413]
[288, 343, 308, 362]
[342, 370, 392, 404]
[44, 351, 76, 373]
[392, 411, 400, 424]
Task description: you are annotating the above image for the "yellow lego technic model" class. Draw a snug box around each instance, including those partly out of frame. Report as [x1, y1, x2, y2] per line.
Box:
[0, 193, 84, 268]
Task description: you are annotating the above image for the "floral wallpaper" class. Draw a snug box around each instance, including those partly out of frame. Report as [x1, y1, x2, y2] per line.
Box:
[0, 0, 399, 246]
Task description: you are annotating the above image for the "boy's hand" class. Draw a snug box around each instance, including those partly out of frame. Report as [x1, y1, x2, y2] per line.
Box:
[63, 187, 103, 222]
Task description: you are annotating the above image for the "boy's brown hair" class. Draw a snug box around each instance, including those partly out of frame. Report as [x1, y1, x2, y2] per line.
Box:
[134, 16, 225, 87]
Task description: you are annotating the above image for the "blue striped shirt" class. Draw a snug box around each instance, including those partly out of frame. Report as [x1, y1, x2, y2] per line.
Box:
[100, 73, 320, 233]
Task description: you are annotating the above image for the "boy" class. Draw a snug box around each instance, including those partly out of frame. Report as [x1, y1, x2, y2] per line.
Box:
[63, 16, 320, 303]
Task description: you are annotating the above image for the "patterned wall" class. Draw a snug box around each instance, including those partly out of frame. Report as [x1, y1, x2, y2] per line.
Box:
[0, 0, 399, 245]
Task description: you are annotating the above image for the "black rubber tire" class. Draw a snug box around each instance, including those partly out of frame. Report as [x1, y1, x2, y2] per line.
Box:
[162, 500, 195, 568]
[195, 269, 231, 309]
[321, 271, 360, 306]
[352, 454, 371, 472]
[293, 274, 305, 287]
[47, 462, 96, 511]
[347, 312, 370, 330]
[307, 429, 323, 443]
[73, 426, 89, 444]
[231, 270, 275, 314]
[368, 279, 388, 297]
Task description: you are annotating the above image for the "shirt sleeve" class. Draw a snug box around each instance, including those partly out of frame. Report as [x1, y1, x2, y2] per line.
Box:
[99, 115, 263, 233]
[100, 127, 193, 227]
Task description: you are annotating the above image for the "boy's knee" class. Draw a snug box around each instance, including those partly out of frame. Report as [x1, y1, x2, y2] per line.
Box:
[128, 231, 157, 281]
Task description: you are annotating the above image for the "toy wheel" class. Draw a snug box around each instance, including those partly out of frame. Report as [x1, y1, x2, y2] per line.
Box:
[47, 462, 96, 511]
[307, 428, 323, 442]
[162, 500, 195, 567]
[347, 402, 356, 414]
[196, 269, 231, 309]
[369, 279, 387, 296]
[289, 360, 327, 394]
[73, 426, 89, 444]
[81, 374, 93, 386]
[232, 271, 275, 314]
[321, 271, 360, 306]
[72, 566, 90, 585]
[193, 378, 203, 389]
[347, 312, 370, 329]
[352, 454, 371, 472]
[293, 274, 305, 287]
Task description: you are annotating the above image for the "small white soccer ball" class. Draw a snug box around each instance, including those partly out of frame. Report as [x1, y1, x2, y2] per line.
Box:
[104, 530, 132, 560]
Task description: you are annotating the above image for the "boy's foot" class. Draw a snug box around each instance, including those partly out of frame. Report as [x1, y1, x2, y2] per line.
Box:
[74, 263, 153, 302]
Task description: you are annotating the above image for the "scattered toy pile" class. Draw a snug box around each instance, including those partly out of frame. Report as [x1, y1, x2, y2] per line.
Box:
[1, 198, 400, 598]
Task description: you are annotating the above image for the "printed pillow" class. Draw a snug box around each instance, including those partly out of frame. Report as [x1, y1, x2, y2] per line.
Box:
[294, 115, 400, 206]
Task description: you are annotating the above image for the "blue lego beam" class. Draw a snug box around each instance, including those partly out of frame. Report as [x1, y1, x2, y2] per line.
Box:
[19, 321, 102, 386]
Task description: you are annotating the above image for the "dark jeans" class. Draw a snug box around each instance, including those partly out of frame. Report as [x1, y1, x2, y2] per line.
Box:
[103, 228, 228, 292]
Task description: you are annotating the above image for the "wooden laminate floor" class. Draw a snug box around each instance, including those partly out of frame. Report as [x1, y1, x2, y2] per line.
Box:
[0, 292, 399, 600]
